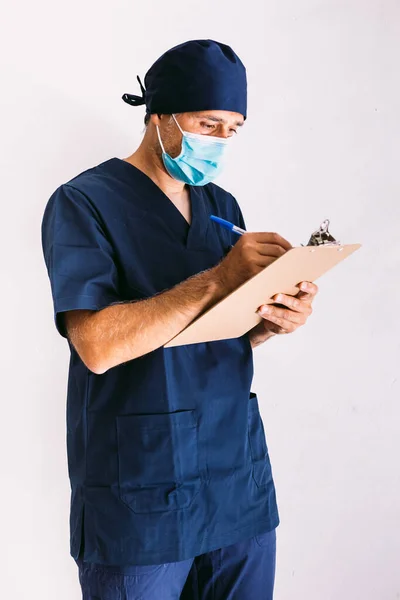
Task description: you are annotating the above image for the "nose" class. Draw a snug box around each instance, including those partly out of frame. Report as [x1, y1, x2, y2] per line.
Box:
[215, 126, 233, 139]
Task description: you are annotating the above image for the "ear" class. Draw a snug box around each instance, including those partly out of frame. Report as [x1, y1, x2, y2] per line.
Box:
[150, 113, 166, 127]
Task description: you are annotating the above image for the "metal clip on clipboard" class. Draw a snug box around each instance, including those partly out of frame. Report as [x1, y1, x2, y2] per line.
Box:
[302, 219, 340, 247]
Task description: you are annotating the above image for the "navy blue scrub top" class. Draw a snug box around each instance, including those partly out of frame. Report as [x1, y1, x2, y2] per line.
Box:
[41, 157, 279, 566]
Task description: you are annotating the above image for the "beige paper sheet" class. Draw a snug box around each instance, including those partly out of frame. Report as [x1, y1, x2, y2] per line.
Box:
[164, 243, 361, 348]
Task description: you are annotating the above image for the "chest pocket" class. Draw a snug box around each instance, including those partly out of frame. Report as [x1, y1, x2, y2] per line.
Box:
[247, 392, 273, 487]
[116, 410, 203, 513]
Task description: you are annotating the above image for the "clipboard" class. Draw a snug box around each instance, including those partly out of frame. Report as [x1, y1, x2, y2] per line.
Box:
[164, 220, 362, 348]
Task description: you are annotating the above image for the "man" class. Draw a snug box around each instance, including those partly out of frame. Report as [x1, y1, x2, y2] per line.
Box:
[41, 39, 317, 600]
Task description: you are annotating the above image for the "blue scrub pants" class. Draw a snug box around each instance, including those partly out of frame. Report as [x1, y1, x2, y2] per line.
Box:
[75, 528, 276, 599]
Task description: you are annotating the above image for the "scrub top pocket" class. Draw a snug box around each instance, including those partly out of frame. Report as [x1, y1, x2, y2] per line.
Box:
[248, 393, 273, 488]
[116, 410, 202, 514]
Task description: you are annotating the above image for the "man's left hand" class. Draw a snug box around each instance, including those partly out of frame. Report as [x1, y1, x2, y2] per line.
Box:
[248, 281, 319, 347]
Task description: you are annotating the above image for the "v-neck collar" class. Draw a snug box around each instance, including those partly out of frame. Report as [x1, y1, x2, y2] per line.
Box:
[106, 157, 209, 250]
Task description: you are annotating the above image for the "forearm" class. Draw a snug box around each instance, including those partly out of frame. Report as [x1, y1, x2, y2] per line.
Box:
[83, 265, 226, 373]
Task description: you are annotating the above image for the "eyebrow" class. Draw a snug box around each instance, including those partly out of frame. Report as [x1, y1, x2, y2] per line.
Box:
[195, 114, 244, 127]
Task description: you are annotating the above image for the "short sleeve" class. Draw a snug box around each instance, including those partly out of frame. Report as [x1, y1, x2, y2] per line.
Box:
[41, 184, 121, 338]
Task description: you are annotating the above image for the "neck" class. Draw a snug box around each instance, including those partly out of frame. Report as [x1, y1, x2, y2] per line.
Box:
[123, 130, 186, 199]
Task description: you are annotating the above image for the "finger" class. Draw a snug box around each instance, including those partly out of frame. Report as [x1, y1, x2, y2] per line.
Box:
[265, 312, 302, 328]
[296, 291, 314, 305]
[272, 293, 307, 313]
[262, 318, 293, 335]
[252, 232, 293, 252]
[258, 305, 305, 325]
[254, 244, 288, 259]
[299, 281, 319, 296]
[269, 319, 296, 334]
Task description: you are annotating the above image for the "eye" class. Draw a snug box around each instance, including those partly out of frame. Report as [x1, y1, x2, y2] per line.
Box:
[200, 122, 216, 130]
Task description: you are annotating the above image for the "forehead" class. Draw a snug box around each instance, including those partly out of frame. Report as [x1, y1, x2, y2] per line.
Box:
[186, 110, 245, 126]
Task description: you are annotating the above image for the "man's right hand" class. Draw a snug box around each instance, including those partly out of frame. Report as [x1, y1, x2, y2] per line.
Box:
[215, 232, 293, 294]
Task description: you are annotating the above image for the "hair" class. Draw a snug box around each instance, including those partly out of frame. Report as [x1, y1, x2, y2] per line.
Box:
[144, 113, 180, 127]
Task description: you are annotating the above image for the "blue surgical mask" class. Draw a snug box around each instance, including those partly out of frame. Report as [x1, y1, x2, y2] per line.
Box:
[156, 114, 230, 186]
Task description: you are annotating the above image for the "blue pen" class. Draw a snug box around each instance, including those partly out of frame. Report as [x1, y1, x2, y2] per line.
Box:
[210, 215, 246, 236]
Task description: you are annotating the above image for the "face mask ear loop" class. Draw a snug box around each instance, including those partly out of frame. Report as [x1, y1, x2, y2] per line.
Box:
[156, 125, 166, 154]
[172, 113, 185, 135]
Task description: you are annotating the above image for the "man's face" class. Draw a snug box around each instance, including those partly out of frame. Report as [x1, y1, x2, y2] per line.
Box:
[152, 110, 244, 159]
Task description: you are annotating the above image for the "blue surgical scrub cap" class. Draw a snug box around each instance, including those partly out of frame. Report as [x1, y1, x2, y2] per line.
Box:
[122, 39, 247, 120]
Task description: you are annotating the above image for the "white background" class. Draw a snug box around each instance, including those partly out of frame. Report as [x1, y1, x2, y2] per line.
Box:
[1, 1, 399, 598]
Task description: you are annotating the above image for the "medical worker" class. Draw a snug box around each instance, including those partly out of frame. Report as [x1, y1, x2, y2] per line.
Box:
[41, 39, 317, 600]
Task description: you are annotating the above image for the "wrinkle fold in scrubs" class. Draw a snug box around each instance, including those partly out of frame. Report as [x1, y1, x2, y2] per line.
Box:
[41, 157, 279, 566]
